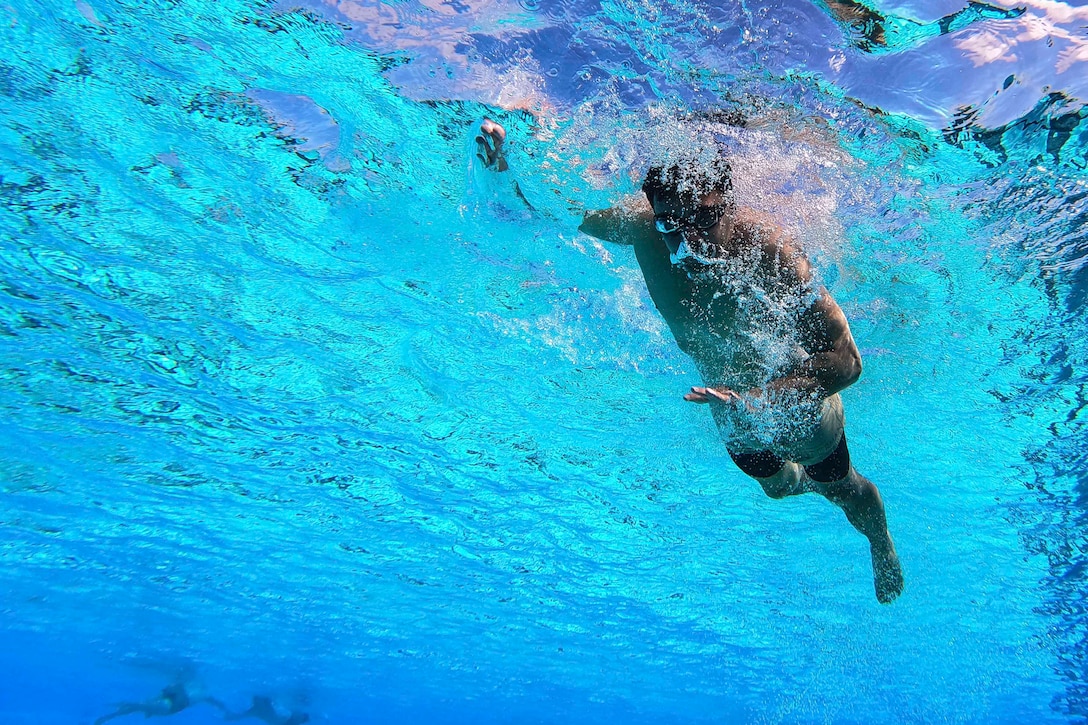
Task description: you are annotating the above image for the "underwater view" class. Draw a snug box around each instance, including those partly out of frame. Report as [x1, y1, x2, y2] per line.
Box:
[2, 0, 1088, 722]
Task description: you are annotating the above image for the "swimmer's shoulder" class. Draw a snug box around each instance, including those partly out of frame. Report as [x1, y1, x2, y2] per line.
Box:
[733, 210, 813, 285]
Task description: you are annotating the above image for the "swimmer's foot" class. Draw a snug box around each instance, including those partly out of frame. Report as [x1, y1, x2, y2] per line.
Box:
[870, 535, 903, 604]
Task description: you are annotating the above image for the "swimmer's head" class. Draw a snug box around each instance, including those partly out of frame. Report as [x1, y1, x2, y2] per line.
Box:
[638, 114, 742, 263]
[644, 158, 736, 263]
[641, 157, 734, 209]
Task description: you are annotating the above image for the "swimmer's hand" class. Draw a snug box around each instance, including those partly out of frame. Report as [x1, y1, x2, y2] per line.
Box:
[684, 386, 770, 413]
[476, 118, 508, 172]
[684, 386, 743, 404]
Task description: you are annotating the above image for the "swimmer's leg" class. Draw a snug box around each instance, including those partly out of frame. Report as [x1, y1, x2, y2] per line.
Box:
[804, 434, 904, 603]
[729, 449, 805, 499]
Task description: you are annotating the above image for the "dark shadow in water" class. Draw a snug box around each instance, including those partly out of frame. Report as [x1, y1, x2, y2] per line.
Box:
[814, 0, 1024, 54]
[943, 91, 1088, 170]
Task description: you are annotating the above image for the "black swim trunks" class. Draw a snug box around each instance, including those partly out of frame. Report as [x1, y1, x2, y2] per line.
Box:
[729, 432, 851, 483]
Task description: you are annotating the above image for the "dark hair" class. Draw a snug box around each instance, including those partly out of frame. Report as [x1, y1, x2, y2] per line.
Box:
[641, 160, 734, 206]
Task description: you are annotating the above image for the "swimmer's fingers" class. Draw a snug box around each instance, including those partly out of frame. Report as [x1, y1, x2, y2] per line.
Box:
[475, 135, 494, 164]
[683, 392, 708, 403]
[480, 118, 506, 145]
[477, 118, 508, 171]
[710, 387, 743, 404]
[684, 386, 740, 404]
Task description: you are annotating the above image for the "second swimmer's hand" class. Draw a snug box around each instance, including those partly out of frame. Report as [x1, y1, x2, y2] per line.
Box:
[684, 386, 743, 404]
[476, 118, 508, 172]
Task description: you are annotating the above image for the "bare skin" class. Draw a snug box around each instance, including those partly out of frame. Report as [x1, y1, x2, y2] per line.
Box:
[477, 118, 903, 603]
[475, 118, 508, 172]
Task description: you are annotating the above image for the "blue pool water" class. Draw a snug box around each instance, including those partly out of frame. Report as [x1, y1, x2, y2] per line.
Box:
[2, 0, 1088, 722]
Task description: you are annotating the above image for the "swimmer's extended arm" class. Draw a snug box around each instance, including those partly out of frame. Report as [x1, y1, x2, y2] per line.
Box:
[479, 119, 655, 237]
[579, 205, 655, 246]
[477, 118, 534, 210]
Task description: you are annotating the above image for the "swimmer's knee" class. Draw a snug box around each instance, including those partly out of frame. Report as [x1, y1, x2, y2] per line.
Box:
[758, 479, 793, 499]
[755, 463, 804, 499]
[820, 477, 857, 504]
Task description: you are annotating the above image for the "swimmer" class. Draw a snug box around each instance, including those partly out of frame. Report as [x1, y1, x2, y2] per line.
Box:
[93, 682, 227, 724]
[224, 695, 310, 725]
[477, 118, 904, 603]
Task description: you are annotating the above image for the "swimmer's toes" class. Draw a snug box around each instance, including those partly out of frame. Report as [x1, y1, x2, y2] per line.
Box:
[873, 551, 904, 604]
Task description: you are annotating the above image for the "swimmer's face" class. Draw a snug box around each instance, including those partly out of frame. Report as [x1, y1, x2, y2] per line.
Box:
[651, 189, 733, 262]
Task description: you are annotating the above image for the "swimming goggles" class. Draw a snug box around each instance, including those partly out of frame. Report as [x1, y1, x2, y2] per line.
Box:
[653, 205, 726, 235]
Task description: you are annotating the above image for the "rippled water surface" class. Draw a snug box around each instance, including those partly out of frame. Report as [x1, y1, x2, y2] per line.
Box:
[2, 0, 1088, 722]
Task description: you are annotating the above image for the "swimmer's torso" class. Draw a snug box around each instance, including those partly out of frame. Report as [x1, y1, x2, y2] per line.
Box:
[633, 228, 811, 390]
[632, 220, 828, 450]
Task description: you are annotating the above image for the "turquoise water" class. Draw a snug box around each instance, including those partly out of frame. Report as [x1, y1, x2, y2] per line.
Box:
[1, 0, 1087, 722]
